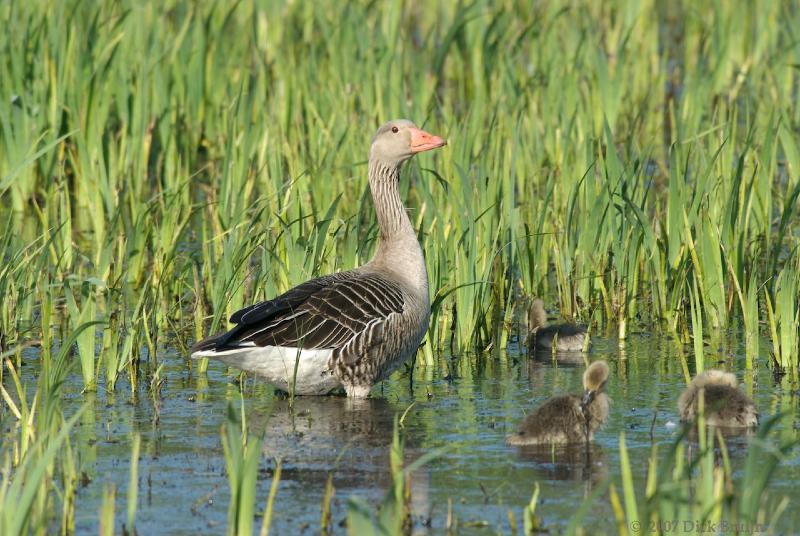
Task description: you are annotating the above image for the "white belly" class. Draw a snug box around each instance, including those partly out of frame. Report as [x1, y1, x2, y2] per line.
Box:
[192, 346, 341, 395]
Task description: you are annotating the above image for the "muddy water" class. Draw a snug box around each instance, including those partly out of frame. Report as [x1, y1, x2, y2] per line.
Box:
[6, 332, 800, 534]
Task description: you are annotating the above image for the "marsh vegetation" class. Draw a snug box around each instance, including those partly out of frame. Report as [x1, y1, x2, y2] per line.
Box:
[1, 0, 799, 534]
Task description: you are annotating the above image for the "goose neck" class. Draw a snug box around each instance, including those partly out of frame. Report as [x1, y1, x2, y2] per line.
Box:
[368, 160, 415, 243]
[367, 159, 427, 295]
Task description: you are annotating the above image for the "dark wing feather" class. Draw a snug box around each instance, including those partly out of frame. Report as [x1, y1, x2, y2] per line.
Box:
[214, 271, 404, 351]
[228, 276, 335, 324]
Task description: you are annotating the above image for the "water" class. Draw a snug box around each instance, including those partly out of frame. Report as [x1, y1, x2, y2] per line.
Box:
[4, 332, 799, 534]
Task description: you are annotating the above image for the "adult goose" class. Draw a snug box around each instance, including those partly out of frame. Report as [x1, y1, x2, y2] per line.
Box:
[527, 298, 588, 353]
[192, 120, 446, 398]
[678, 370, 758, 428]
[506, 361, 610, 446]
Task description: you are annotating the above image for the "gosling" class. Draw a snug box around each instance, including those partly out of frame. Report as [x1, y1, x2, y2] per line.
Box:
[507, 361, 610, 446]
[527, 299, 587, 352]
[678, 370, 758, 428]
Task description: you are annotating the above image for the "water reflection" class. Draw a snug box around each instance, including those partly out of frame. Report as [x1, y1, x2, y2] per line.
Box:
[258, 397, 404, 459]
[678, 422, 757, 458]
[252, 396, 432, 532]
[528, 348, 588, 366]
[512, 443, 609, 484]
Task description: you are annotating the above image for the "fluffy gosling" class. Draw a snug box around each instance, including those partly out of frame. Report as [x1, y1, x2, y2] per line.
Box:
[678, 370, 758, 428]
[507, 361, 610, 446]
[526, 299, 587, 353]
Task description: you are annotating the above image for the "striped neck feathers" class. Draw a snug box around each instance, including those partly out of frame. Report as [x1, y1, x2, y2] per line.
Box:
[368, 159, 415, 243]
[366, 159, 427, 296]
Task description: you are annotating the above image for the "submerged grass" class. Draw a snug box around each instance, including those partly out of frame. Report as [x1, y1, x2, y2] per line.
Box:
[1, 0, 800, 533]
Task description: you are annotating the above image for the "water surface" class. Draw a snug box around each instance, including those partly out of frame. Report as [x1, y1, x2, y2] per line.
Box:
[4, 332, 799, 534]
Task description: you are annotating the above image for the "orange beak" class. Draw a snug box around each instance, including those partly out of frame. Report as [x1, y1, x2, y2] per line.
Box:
[409, 127, 447, 153]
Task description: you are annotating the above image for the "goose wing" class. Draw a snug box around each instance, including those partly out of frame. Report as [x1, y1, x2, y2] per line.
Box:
[209, 271, 405, 352]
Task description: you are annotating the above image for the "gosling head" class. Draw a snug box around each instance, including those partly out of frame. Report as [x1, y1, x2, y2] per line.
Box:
[528, 298, 547, 332]
[690, 370, 737, 389]
[370, 119, 446, 168]
[581, 361, 610, 407]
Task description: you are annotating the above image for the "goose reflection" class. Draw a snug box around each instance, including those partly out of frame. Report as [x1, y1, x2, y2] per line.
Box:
[529, 348, 588, 365]
[513, 443, 609, 483]
[251, 396, 432, 533]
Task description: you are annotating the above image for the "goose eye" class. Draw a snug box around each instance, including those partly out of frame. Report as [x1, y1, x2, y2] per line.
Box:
[391, 126, 399, 133]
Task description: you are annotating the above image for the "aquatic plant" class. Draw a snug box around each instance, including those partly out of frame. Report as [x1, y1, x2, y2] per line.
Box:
[0, 0, 799, 532]
[1, 0, 799, 378]
[125, 433, 141, 534]
[0, 325, 92, 534]
[0, 407, 84, 535]
[613, 412, 797, 535]
[221, 399, 265, 536]
[346, 415, 449, 535]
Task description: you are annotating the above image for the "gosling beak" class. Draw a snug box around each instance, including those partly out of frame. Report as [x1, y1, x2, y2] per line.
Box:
[409, 127, 447, 153]
[581, 389, 595, 408]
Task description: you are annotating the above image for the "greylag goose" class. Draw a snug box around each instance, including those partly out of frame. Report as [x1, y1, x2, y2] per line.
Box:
[192, 119, 446, 398]
[506, 361, 610, 446]
[678, 370, 758, 428]
[526, 298, 587, 352]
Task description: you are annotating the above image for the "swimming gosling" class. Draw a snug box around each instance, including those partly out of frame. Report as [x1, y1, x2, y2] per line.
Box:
[678, 370, 758, 428]
[527, 299, 587, 352]
[507, 361, 610, 446]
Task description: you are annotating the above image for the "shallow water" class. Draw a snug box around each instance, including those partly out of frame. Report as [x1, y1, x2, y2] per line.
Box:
[3, 332, 799, 534]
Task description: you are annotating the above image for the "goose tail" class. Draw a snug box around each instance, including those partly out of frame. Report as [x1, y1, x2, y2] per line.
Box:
[190, 333, 238, 358]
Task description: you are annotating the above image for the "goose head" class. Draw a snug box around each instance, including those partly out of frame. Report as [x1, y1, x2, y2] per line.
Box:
[581, 360, 609, 407]
[370, 119, 446, 168]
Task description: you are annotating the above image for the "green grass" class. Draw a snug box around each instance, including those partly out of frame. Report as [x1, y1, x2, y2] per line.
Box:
[612, 414, 798, 536]
[221, 398, 266, 536]
[1, 0, 800, 533]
